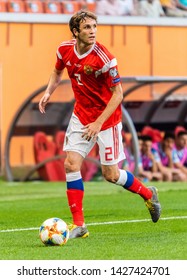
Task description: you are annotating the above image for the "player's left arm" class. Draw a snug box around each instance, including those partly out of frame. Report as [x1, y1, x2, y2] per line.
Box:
[96, 83, 123, 125]
[82, 83, 123, 141]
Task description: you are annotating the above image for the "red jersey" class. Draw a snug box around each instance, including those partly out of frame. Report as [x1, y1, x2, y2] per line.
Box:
[55, 39, 122, 130]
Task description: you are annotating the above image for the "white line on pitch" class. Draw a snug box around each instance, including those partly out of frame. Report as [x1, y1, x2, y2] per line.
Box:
[0, 215, 187, 233]
[87, 215, 187, 226]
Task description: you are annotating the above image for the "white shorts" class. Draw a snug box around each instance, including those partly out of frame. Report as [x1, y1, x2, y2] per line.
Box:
[63, 113, 126, 165]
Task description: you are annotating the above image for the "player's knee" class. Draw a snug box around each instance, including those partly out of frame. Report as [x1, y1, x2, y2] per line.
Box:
[64, 158, 79, 173]
[102, 168, 119, 183]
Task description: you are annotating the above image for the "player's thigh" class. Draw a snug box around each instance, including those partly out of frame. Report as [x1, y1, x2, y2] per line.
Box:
[63, 113, 95, 158]
[97, 122, 125, 165]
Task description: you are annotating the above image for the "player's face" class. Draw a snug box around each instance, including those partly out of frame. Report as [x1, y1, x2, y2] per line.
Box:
[75, 18, 97, 46]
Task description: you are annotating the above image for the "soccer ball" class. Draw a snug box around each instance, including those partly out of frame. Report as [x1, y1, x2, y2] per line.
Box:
[39, 217, 69, 246]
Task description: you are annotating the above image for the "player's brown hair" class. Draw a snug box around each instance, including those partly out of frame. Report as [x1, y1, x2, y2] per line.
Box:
[69, 10, 97, 38]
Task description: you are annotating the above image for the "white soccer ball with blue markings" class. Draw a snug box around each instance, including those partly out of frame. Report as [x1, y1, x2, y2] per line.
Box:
[39, 217, 69, 246]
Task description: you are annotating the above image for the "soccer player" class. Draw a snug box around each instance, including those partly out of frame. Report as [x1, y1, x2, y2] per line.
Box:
[39, 11, 161, 239]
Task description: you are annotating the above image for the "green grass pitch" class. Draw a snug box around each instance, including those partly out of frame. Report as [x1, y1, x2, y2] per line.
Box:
[0, 179, 187, 260]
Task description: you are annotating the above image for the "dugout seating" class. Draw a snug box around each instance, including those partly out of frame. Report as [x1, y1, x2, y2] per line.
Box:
[33, 131, 65, 181]
[44, 0, 62, 14]
[7, 0, 25, 12]
[2, 0, 97, 13]
[79, 0, 96, 12]
[25, 0, 44, 13]
[0, 0, 8, 12]
[60, 0, 96, 14]
[61, 0, 80, 14]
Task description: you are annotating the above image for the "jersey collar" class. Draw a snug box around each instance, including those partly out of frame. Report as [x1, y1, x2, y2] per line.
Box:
[74, 43, 95, 59]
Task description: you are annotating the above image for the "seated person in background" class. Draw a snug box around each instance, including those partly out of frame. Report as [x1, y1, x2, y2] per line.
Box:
[174, 125, 186, 136]
[137, 0, 165, 17]
[119, 133, 137, 172]
[119, 0, 138, 15]
[153, 132, 187, 181]
[138, 135, 163, 182]
[96, 0, 123, 15]
[120, 134, 144, 173]
[95, 0, 136, 15]
[175, 0, 187, 10]
[160, 0, 187, 17]
[175, 130, 187, 168]
[141, 126, 163, 144]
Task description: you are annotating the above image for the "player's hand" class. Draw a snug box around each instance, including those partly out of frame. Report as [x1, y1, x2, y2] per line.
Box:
[147, 152, 154, 160]
[39, 93, 51, 114]
[81, 122, 102, 142]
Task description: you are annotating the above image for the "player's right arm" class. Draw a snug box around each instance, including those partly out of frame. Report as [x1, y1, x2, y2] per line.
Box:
[39, 68, 63, 114]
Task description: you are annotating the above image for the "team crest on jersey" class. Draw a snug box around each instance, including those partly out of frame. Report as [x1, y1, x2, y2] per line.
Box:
[109, 68, 118, 77]
[84, 65, 93, 75]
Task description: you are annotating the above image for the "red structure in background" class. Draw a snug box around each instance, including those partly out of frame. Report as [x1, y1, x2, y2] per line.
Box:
[34, 130, 99, 182]
[54, 130, 99, 182]
[33, 131, 66, 181]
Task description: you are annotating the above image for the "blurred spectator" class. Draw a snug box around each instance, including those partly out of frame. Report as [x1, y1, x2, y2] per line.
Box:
[141, 126, 163, 144]
[80, 0, 96, 12]
[153, 132, 186, 181]
[174, 125, 186, 136]
[95, 0, 121, 15]
[119, 0, 137, 15]
[176, 0, 187, 11]
[137, 134, 144, 152]
[119, 134, 135, 172]
[95, 0, 136, 15]
[160, 0, 187, 17]
[119, 134, 144, 173]
[120, 129, 187, 181]
[138, 135, 163, 182]
[175, 130, 187, 168]
[137, 0, 165, 17]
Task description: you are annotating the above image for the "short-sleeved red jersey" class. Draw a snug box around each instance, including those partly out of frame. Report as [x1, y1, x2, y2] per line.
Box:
[55, 39, 122, 130]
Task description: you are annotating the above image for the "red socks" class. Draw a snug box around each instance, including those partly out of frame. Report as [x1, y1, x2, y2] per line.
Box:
[127, 176, 152, 200]
[66, 171, 152, 227]
[66, 189, 84, 226]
